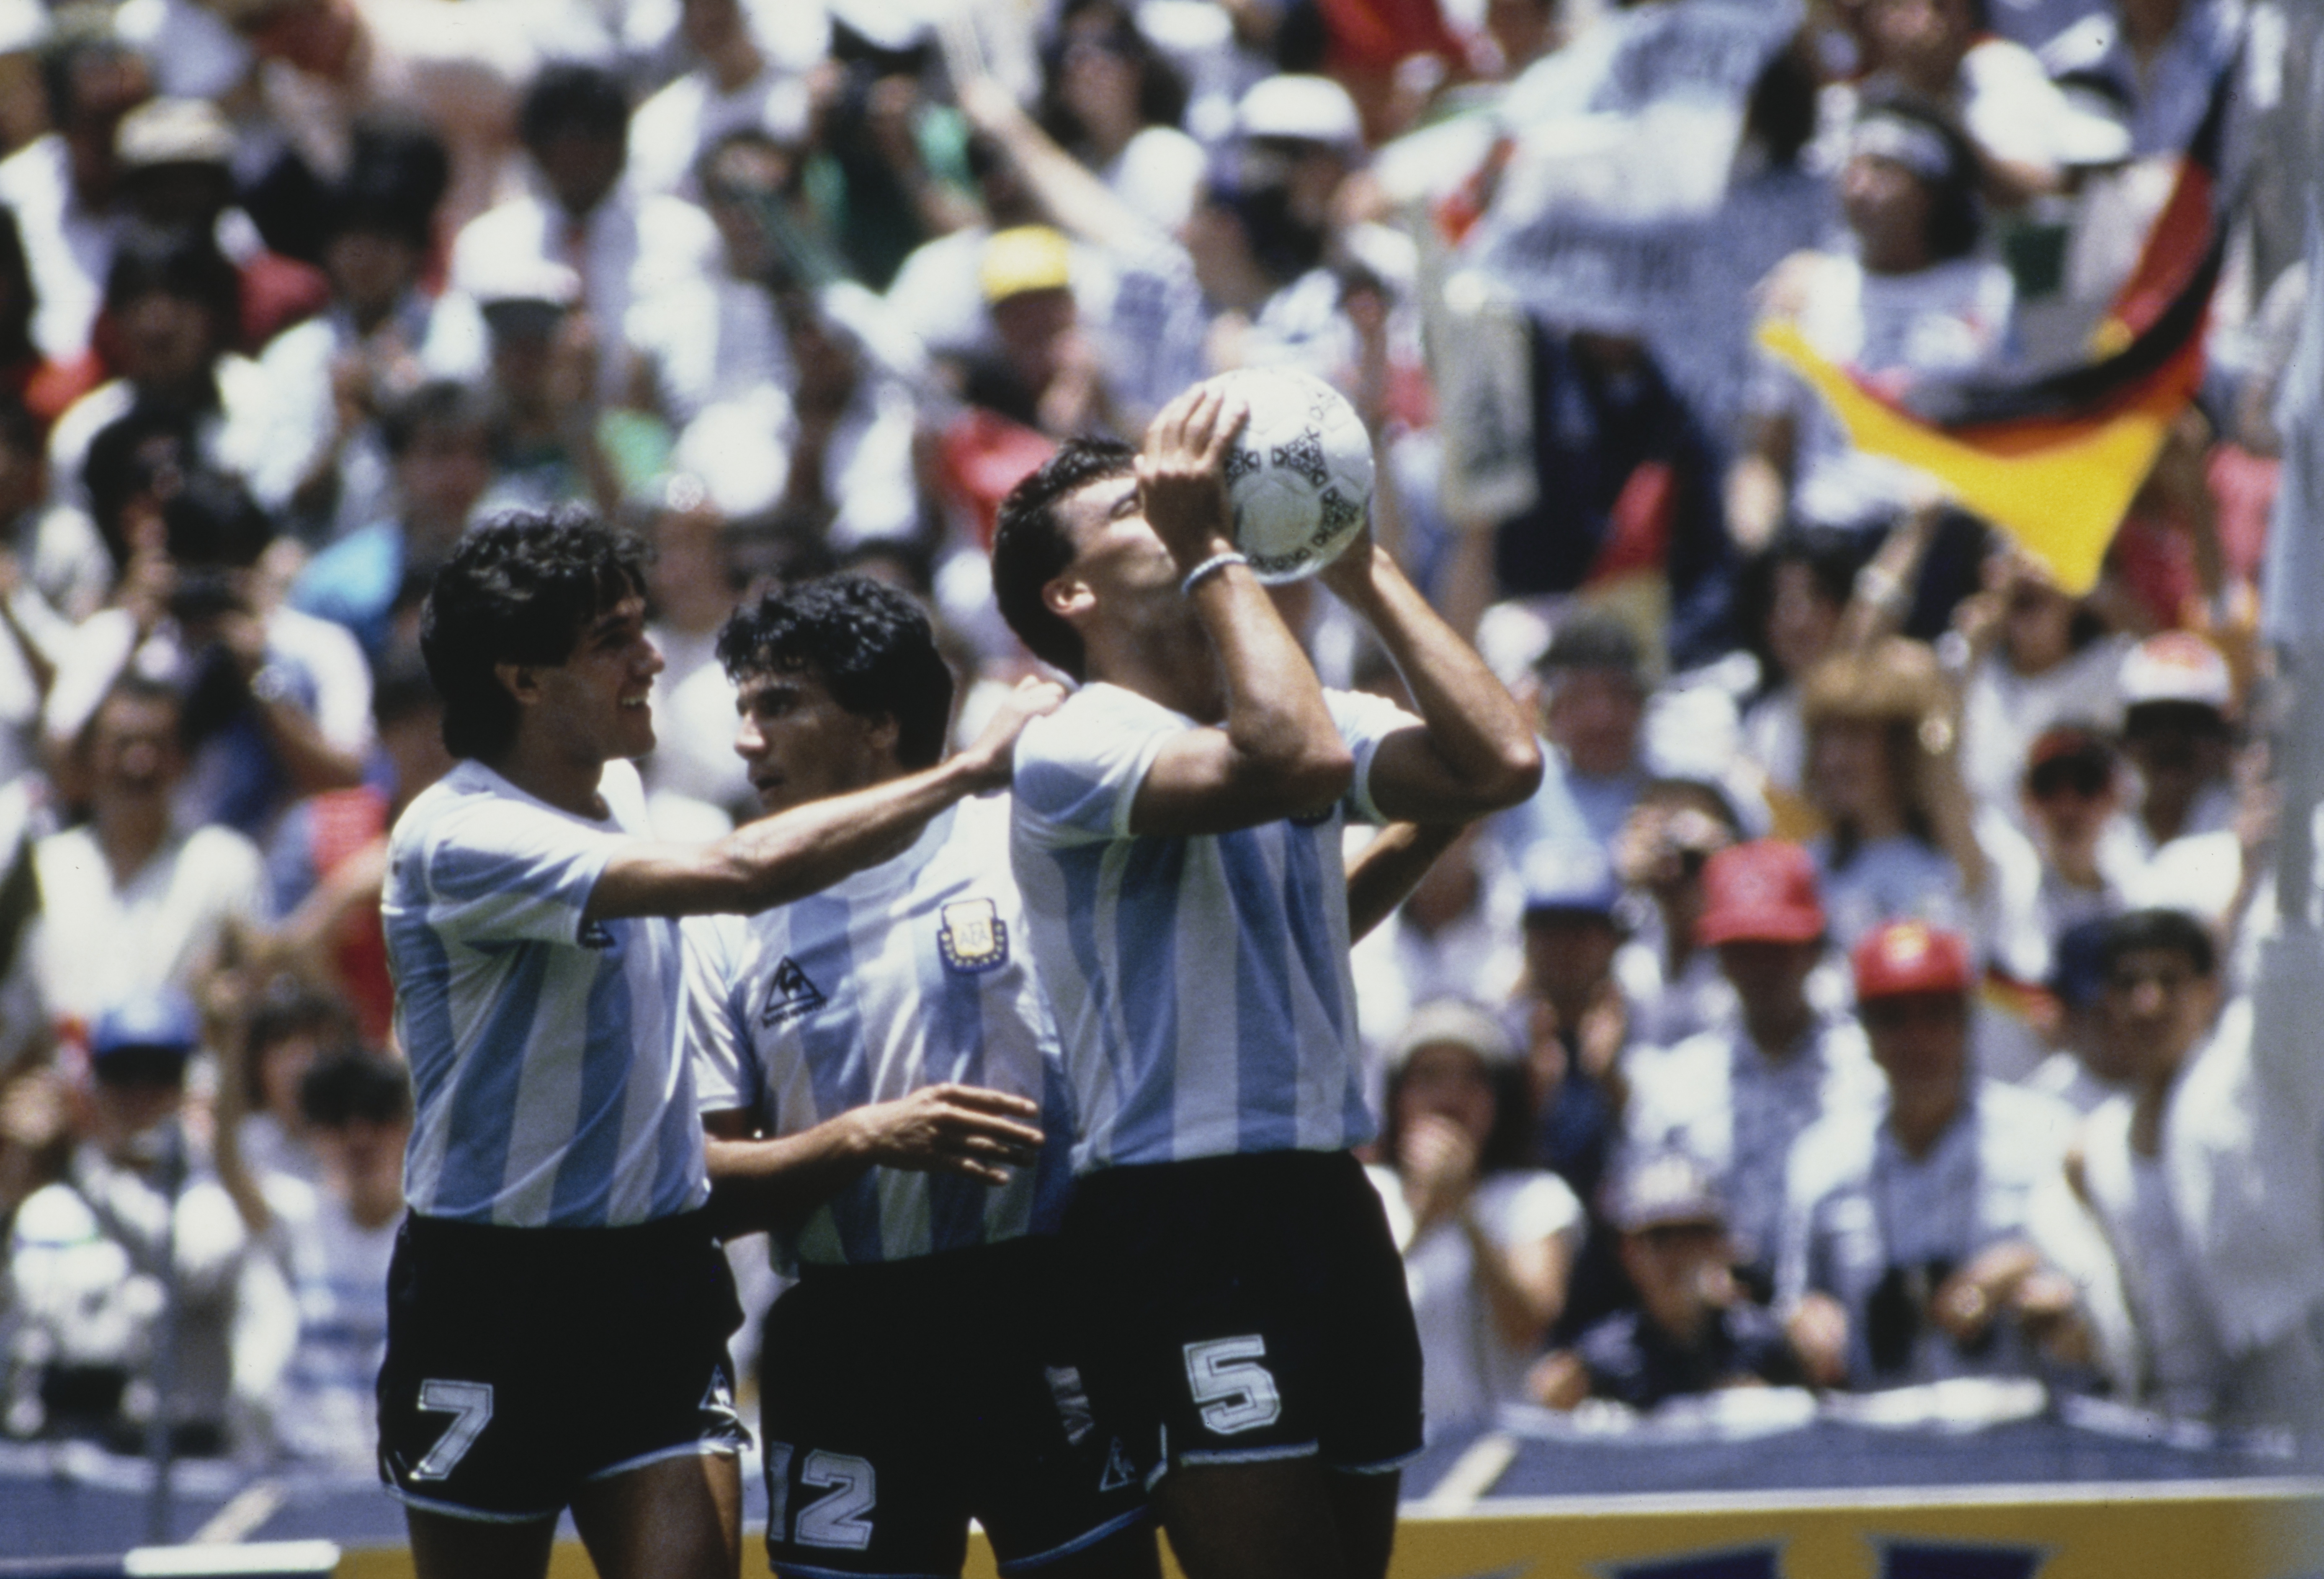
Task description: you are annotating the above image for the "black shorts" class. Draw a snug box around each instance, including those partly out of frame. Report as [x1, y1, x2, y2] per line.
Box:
[377, 1210, 747, 1522]
[1060, 1149, 1423, 1485]
[757, 1236, 1147, 1579]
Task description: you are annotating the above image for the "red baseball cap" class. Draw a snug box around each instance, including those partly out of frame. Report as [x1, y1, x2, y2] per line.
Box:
[1696, 840, 1824, 946]
[1852, 922, 1974, 1001]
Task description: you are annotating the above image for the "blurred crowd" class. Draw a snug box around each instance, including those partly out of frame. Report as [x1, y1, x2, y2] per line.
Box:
[0, 0, 2315, 1470]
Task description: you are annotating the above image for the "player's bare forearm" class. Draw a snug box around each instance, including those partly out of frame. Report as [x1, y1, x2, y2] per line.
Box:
[1344, 821, 1462, 940]
[1324, 545, 1541, 819]
[1198, 567, 1350, 789]
[590, 680, 1062, 919]
[702, 1085, 1044, 1237]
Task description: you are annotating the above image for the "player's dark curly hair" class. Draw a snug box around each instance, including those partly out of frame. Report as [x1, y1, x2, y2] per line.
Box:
[716, 575, 955, 770]
[420, 510, 649, 762]
[990, 436, 1137, 681]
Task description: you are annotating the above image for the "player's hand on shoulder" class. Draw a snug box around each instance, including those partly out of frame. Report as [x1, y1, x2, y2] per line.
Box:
[851, 1083, 1045, 1185]
[1137, 384, 1247, 569]
[956, 675, 1069, 791]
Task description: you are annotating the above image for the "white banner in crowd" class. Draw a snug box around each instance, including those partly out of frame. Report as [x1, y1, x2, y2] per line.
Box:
[1460, 0, 1808, 442]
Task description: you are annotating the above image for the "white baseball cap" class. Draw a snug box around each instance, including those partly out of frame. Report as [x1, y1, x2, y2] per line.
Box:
[2119, 631, 2232, 710]
[1235, 75, 1363, 156]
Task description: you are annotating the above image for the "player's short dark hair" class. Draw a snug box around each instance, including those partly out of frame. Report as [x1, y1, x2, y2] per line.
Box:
[990, 437, 1136, 681]
[716, 575, 955, 770]
[2097, 908, 2216, 981]
[519, 63, 630, 148]
[300, 1048, 414, 1128]
[372, 652, 441, 729]
[420, 510, 650, 762]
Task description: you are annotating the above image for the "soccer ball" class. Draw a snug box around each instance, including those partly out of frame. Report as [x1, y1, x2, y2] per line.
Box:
[1209, 367, 1374, 584]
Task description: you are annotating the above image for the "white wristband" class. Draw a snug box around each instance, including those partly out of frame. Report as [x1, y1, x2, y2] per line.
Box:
[1180, 550, 1248, 598]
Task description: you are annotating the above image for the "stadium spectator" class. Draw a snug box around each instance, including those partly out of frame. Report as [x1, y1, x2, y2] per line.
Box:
[229, 978, 358, 1190]
[43, 226, 272, 520]
[292, 380, 495, 665]
[42, 467, 374, 839]
[1350, 819, 1526, 1078]
[1739, 531, 1858, 816]
[1626, 841, 1882, 1299]
[1496, 613, 1649, 861]
[250, 123, 481, 546]
[5, 988, 273, 1454]
[2066, 909, 2324, 1424]
[28, 674, 265, 1039]
[1781, 923, 2087, 1390]
[1530, 1153, 1806, 1411]
[1368, 1000, 1583, 1437]
[257, 1049, 410, 1467]
[2027, 917, 2137, 1116]
[1037, 0, 1204, 234]
[0, 28, 150, 362]
[624, 0, 814, 203]
[1730, 98, 2012, 555]
[1798, 636, 1986, 950]
[2114, 631, 2243, 918]
[1610, 774, 1744, 1050]
[452, 63, 717, 412]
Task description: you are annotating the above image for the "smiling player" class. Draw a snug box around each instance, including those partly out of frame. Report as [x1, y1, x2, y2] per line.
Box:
[378, 515, 1058, 1579]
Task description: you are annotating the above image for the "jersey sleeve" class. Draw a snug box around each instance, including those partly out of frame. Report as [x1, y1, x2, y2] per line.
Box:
[1011, 686, 1178, 848]
[1325, 688, 1424, 827]
[685, 915, 762, 1119]
[411, 795, 631, 948]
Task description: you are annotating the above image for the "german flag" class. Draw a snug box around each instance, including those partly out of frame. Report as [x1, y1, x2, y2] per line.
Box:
[1759, 54, 2237, 595]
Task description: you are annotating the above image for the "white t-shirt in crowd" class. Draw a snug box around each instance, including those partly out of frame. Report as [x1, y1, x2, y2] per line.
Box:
[1368, 1164, 1585, 1437]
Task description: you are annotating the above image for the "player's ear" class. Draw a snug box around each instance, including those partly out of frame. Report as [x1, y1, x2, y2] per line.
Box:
[861, 709, 900, 756]
[495, 661, 544, 708]
[1041, 572, 1095, 626]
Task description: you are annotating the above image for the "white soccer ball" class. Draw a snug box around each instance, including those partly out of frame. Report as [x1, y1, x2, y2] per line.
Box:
[1209, 367, 1374, 584]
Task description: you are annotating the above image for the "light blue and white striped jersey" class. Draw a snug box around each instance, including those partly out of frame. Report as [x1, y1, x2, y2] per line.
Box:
[687, 796, 1076, 1273]
[1010, 682, 1419, 1173]
[384, 758, 709, 1228]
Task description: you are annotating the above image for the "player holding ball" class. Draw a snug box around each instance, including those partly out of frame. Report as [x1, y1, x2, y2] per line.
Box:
[989, 381, 1542, 1579]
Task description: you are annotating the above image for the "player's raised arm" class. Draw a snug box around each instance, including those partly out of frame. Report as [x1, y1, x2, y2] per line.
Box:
[587, 677, 1063, 920]
[1317, 535, 1542, 823]
[1123, 388, 1353, 833]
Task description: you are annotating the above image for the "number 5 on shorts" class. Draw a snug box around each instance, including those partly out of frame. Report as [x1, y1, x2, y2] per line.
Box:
[1183, 1336, 1282, 1435]
[410, 1379, 494, 1480]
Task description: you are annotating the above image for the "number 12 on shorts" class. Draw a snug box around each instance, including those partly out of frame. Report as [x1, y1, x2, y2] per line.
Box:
[767, 1442, 877, 1549]
[1183, 1337, 1282, 1435]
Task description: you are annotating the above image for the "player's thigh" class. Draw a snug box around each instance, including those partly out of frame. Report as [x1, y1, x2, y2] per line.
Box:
[958, 1241, 1151, 1579]
[404, 1506, 557, 1579]
[1147, 1458, 1349, 1579]
[758, 1270, 969, 1579]
[570, 1449, 744, 1579]
[1324, 1468, 1400, 1579]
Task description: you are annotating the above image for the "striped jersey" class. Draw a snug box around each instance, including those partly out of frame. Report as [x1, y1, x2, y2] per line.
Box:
[384, 758, 708, 1228]
[687, 796, 1076, 1272]
[1010, 681, 1418, 1173]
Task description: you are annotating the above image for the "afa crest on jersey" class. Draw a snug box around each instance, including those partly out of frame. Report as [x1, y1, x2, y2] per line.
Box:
[938, 899, 1008, 974]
